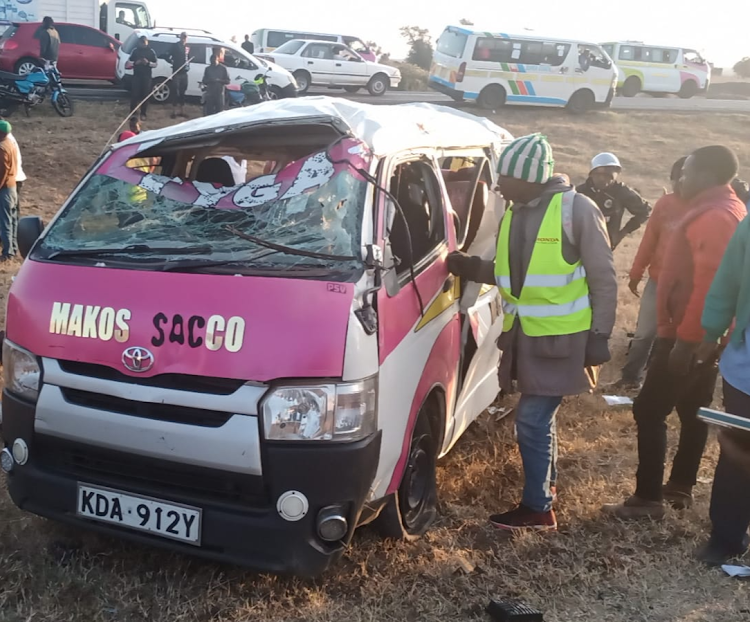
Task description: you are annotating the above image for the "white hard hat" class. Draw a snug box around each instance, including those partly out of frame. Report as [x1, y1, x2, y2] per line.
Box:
[591, 152, 622, 171]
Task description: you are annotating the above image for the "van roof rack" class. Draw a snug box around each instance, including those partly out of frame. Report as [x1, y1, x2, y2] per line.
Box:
[153, 27, 216, 36]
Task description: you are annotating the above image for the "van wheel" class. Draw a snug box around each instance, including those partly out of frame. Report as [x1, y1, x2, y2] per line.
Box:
[293, 70, 311, 95]
[344, 86, 361, 93]
[375, 410, 438, 540]
[679, 80, 699, 99]
[621, 76, 641, 98]
[15, 57, 41, 76]
[151, 80, 173, 104]
[477, 85, 506, 110]
[367, 74, 389, 96]
[567, 89, 595, 114]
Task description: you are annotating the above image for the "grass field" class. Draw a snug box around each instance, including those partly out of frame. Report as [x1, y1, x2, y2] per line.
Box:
[0, 102, 749, 622]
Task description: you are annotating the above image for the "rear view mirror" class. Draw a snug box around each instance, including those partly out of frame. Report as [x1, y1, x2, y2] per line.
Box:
[17, 216, 43, 259]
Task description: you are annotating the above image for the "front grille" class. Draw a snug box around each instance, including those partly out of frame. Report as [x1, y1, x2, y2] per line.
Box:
[60, 387, 234, 428]
[58, 360, 246, 395]
[35, 436, 267, 506]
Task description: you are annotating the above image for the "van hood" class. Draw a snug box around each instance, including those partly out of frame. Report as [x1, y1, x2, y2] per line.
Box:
[7, 261, 354, 382]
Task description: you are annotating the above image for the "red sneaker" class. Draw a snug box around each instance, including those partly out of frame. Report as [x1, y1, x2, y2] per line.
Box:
[489, 505, 557, 531]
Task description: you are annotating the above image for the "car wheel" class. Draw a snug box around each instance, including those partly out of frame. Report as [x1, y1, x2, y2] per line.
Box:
[344, 86, 361, 93]
[477, 84, 506, 110]
[269, 85, 282, 100]
[679, 80, 699, 99]
[15, 58, 40, 76]
[293, 70, 311, 95]
[367, 74, 389, 96]
[567, 89, 596, 114]
[374, 406, 438, 540]
[151, 80, 172, 104]
[621, 76, 641, 98]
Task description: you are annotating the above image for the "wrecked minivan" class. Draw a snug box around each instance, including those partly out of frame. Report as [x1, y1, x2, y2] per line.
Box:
[2, 97, 512, 575]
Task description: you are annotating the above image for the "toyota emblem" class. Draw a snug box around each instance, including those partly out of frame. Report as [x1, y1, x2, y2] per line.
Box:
[122, 347, 155, 373]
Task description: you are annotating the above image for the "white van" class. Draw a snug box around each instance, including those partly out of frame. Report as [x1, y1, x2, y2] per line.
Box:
[430, 26, 617, 113]
[117, 28, 298, 102]
[601, 41, 709, 98]
[250, 28, 377, 62]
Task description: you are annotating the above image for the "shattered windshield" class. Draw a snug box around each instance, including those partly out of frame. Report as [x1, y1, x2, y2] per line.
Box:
[37, 137, 371, 276]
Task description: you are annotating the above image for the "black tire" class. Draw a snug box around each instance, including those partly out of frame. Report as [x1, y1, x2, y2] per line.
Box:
[477, 84, 506, 110]
[52, 92, 74, 117]
[151, 79, 173, 104]
[567, 89, 595, 114]
[269, 85, 282, 100]
[367, 74, 389, 96]
[679, 80, 699, 99]
[15, 57, 40, 76]
[293, 70, 311, 95]
[344, 85, 361, 93]
[375, 409, 438, 540]
[621, 76, 641, 98]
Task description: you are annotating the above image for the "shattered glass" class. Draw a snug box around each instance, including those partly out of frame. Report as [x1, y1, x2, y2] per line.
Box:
[40, 140, 371, 275]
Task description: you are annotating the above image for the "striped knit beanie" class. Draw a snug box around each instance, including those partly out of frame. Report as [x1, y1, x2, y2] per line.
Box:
[497, 133, 554, 184]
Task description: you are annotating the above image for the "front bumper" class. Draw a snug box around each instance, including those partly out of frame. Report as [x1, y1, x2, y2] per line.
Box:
[2, 390, 381, 576]
[428, 77, 464, 101]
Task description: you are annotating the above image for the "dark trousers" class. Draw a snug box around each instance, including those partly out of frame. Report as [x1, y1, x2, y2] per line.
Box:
[173, 72, 188, 106]
[16, 180, 22, 213]
[130, 74, 151, 117]
[633, 337, 718, 501]
[204, 88, 224, 116]
[709, 380, 750, 555]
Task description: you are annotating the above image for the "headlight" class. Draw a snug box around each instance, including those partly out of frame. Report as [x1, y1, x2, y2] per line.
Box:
[2, 339, 41, 403]
[262, 377, 377, 442]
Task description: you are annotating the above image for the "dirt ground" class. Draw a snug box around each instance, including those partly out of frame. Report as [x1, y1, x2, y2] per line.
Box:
[1, 101, 750, 622]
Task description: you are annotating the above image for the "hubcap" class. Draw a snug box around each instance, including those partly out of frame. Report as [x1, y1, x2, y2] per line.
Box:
[153, 85, 170, 102]
[18, 62, 36, 75]
[372, 80, 385, 94]
[297, 76, 309, 91]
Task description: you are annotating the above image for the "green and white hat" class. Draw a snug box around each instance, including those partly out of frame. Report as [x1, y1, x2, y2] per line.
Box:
[498, 133, 554, 184]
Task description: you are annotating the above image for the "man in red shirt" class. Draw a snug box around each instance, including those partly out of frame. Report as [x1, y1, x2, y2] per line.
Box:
[604, 145, 746, 518]
[614, 157, 688, 390]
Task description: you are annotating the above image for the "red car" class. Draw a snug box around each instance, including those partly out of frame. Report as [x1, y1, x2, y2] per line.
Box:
[0, 22, 120, 81]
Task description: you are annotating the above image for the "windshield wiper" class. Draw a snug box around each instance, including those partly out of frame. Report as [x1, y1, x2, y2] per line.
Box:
[45, 244, 213, 260]
[224, 226, 358, 262]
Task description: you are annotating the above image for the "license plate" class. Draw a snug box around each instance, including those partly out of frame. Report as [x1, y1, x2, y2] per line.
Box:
[76, 483, 202, 545]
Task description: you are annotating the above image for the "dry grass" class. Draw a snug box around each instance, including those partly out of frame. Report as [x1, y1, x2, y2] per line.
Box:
[1, 102, 750, 622]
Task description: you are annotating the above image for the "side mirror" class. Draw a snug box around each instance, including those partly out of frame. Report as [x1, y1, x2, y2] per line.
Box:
[17, 216, 44, 259]
[382, 241, 401, 296]
[115, 34, 120, 41]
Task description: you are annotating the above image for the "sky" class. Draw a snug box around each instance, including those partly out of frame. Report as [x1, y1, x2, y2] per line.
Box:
[149, 0, 745, 69]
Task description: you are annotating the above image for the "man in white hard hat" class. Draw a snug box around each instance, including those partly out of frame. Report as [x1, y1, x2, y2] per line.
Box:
[577, 152, 651, 249]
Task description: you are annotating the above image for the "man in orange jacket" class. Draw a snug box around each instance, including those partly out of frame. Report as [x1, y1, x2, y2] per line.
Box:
[604, 145, 746, 518]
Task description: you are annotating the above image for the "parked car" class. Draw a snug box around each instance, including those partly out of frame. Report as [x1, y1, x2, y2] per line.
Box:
[260, 39, 400, 96]
[116, 28, 298, 103]
[0, 22, 120, 81]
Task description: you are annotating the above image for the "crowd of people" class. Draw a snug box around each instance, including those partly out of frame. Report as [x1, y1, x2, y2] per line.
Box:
[450, 135, 750, 567]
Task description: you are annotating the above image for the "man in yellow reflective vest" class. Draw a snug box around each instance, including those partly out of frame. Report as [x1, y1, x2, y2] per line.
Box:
[448, 133, 617, 530]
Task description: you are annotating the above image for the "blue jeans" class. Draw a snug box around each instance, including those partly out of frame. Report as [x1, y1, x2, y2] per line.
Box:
[0, 185, 18, 257]
[515, 394, 563, 512]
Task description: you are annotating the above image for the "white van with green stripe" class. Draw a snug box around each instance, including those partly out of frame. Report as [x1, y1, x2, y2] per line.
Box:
[430, 26, 617, 113]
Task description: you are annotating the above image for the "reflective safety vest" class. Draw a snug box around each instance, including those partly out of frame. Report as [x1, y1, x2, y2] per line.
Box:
[494, 191, 592, 337]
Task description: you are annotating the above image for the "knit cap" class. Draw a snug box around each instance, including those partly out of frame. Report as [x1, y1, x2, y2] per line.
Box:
[0, 120, 11, 134]
[498, 133, 554, 184]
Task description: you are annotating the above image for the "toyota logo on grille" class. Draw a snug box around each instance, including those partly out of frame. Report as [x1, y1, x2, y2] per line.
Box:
[122, 347, 155, 373]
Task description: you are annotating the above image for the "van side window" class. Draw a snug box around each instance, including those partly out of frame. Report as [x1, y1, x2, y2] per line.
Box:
[619, 46, 635, 61]
[388, 161, 445, 275]
[472, 38, 569, 66]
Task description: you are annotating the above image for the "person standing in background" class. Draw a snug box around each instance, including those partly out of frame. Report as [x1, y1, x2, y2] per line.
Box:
[168, 32, 190, 119]
[127, 36, 157, 120]
[694, 214, 750, 565]
[242, 35, 254, 55]
[0, 118, 25, 213]
[612, 157, 688, 391]
[604, 146, 745, 519]
[0, 120, 18, 262]
[202, 55, 230, 116]
[38, 16, 60, 67]
[577, 152, 652, 249]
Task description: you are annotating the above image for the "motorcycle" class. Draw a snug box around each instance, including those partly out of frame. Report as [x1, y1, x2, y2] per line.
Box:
[225, 72, 274, 108]
[0, 63, 74, 118]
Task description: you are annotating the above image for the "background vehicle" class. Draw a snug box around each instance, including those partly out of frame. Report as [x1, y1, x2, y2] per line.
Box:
[261, 39, 399, 96]
[430, 25, 616, 113]
[0, 0, 153, 42]
[251, 28, 377, 61]
[117, 28, 297, 103]
[601, 41, 709, 98]
[0, 63, 72, 116]
[0, 21, 120, 80]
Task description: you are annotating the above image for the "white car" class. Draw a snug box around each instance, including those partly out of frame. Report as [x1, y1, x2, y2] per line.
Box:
[116, 28, 298, 103]
[260, 39, 401, 96]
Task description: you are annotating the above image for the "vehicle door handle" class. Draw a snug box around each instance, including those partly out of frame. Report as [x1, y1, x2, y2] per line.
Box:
[307, 61, 314, 65]
[335, 63, 342, 67]
[443, 275, 455, 293]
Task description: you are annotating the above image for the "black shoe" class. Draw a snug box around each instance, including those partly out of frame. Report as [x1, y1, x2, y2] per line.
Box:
[696, 535, 750, 567]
